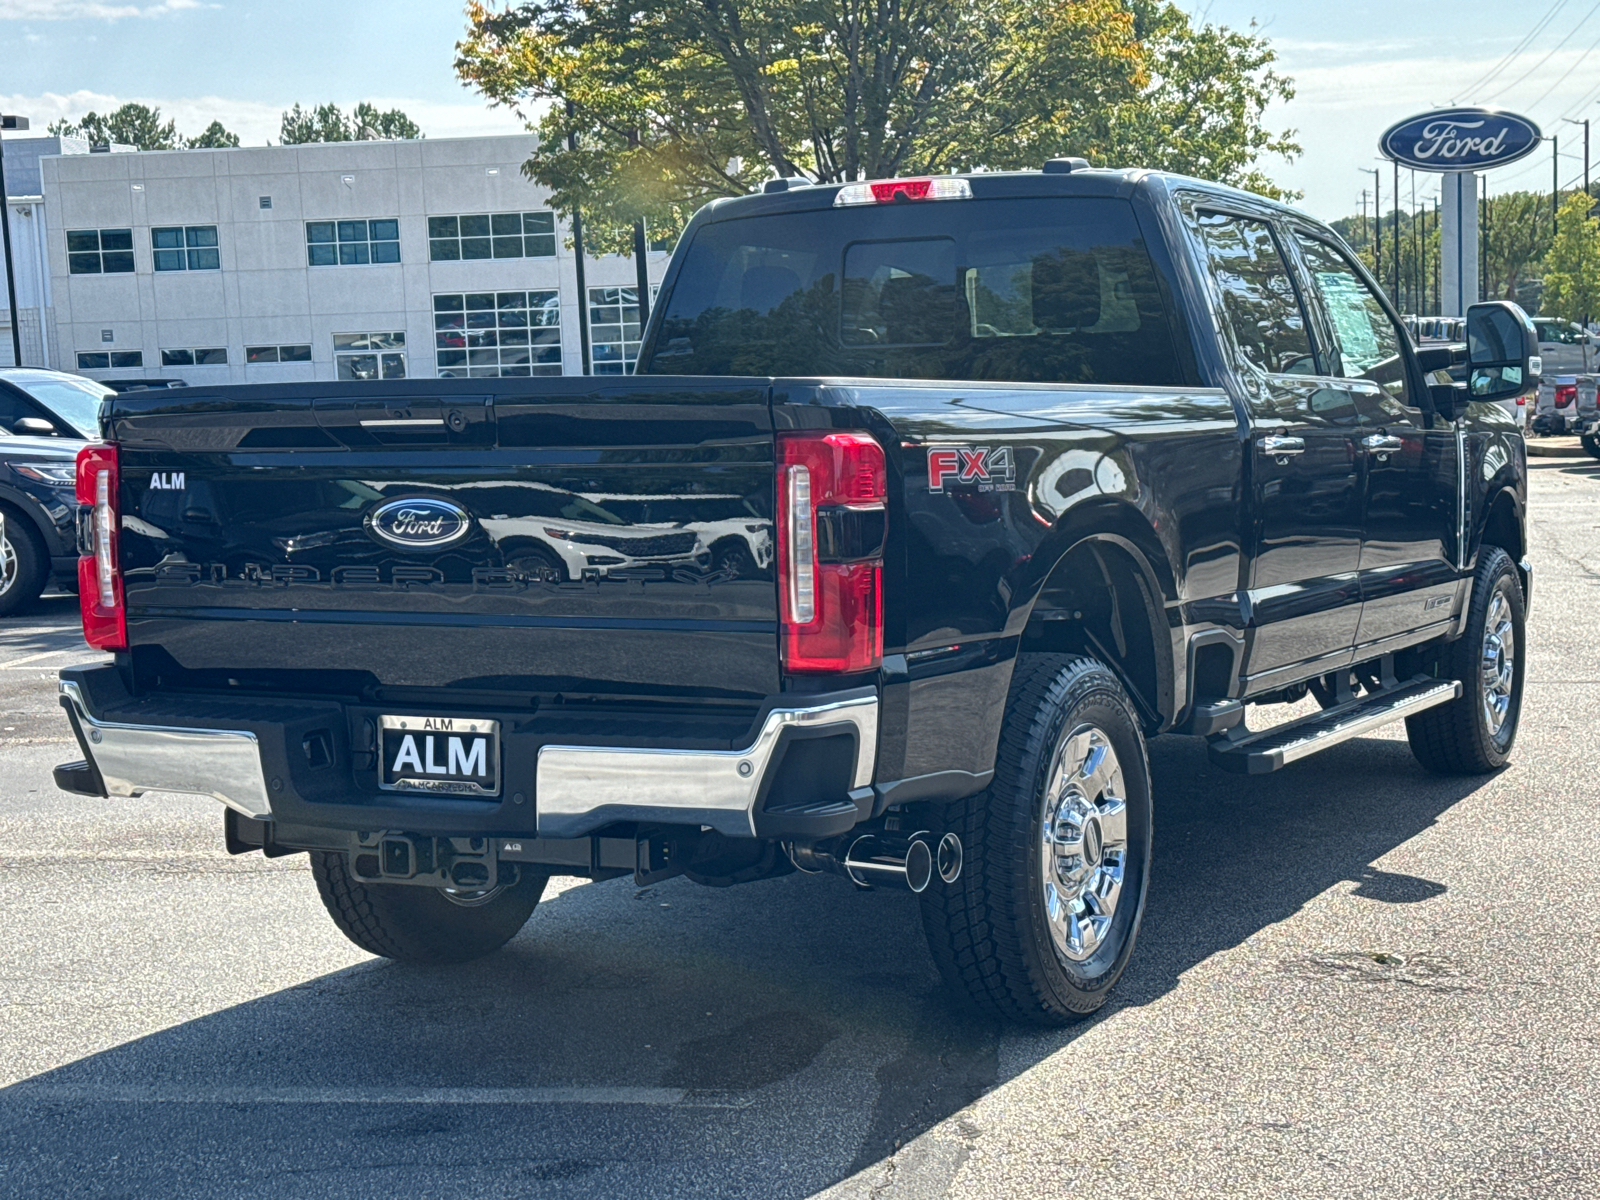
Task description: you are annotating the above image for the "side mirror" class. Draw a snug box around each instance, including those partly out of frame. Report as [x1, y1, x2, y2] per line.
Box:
[11, 416, 56, 436]
[1464, 300, 1540, 407]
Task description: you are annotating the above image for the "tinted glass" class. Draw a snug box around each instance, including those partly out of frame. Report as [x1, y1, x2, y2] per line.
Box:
[647, 197, 1185, 384]
[152, 228, 183, 249]
[100, 229, 133, 251]
[280, 344, 312, 362]
[12, 374, 113, 436]
[67, 230, 100, 253]
[187, 226, 218, 248]
[246, 346, 279, 363]
[369, 219, 399, 242]
[1190, 211, 1315, 376]
[1293, 234, 1412, 406]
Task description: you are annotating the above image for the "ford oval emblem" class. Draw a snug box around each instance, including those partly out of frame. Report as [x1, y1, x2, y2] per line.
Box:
[366, 497, 473, 550]
[1380, 107, 1542, 173]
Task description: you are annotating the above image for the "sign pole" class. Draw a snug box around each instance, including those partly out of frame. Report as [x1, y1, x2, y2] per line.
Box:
[1439, 171, 1478, 317]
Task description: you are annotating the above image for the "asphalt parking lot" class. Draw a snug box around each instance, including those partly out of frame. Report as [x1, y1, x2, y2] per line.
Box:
[1, 457, 1597, 1199]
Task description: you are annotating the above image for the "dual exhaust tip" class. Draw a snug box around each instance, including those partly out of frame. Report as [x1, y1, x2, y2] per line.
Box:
[790, 830, 963, 893]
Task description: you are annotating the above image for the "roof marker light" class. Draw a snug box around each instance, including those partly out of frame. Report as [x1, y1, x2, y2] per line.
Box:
[834, 177, 973, 207]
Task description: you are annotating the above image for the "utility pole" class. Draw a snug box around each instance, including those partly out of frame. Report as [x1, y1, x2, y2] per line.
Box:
[627, 128, 651, 338]
[0, 114, 28, 369]
[1411, 171, 1420, 313]
[1393, 159, 1401, 303]
[566, 101, 590, 375]
[1368, 168, 1382, 279]
[1568, 118, 1592, 196]
[1553, 134, 1560, 218]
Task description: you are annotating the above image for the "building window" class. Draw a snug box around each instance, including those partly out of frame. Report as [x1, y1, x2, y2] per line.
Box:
[588, 286, 643, 374]
[334, 332, 406, 380]
[76, 351, 144, 369]
[427, 212, 556, 262]
[161, 347, 228, 366]
[152, 226, 220, 272]
[306, 219, 400, 266]
[67, 229, 135, 275]
[245, 344, 312, 363]
[433, 291, 561, 377]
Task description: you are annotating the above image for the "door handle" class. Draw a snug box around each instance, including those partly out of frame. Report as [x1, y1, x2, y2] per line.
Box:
[1362, 433, 1404, 456]
[1259, 435, 1305, 458]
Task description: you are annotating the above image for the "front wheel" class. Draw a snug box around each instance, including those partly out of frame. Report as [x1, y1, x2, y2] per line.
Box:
[1406, 547, 1526, 774]
[920, 654, 1153, 1025]
[311, 851, 549, 964]
[1582, 433, 1600, 460]
[0, 506, 48, 618]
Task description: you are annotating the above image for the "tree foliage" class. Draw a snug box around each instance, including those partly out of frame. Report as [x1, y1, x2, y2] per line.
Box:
[47, 104, 242, 151]
[455, 0, 1298, 253]
[188, 120, 242, 149]
[49, 103, 181, 150]
[279, 102, 423, 144]
[1540, 192, 1600, 324]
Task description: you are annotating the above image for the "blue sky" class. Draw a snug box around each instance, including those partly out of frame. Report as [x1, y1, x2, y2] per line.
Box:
[3, 0, 1599, 219]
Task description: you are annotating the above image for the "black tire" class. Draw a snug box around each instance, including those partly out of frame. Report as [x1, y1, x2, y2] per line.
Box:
[311, 851, 549, 964]
[919, 653, 1153, 1025]
[1582, 433, 1600, 460]
[0, 506, 49, 618]
[1405, 547, 1526, 774]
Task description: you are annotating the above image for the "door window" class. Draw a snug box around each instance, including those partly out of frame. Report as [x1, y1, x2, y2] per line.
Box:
[1292, 235, 1413, 407]
[1189, 211, 1317, 377]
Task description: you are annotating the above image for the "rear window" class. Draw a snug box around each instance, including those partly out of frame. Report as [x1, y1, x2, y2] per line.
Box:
[645, 197, 1187, 385]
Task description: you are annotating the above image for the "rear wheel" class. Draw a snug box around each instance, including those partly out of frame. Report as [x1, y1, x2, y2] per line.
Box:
[1406, 547, 1525, 774]
[311, 851, 549, 964]
[0, 506, 48, 618]
[1582, 433, 1600, 460]
[920, 654, 1153, 1025]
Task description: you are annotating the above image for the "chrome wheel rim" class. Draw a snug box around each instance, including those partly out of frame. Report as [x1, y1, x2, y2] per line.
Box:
[1481, 585, 1516, 738]
[1039, 724, 1128, 963]
[0, 532, 16, 598]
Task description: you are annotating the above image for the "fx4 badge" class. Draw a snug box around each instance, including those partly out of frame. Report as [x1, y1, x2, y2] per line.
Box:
[927, 446, 1016, 493]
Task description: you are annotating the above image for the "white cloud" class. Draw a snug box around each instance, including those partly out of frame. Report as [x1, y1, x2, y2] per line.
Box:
[0, 90, 528, 146]
[0, 0, 208, 17]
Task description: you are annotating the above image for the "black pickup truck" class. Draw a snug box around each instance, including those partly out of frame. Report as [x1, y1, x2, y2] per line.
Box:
[53, 164, 1536, 1024]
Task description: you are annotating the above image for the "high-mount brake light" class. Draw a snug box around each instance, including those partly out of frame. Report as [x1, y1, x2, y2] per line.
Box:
[74, 444, 126, 651]
[833, 177, 973, 207]
[776, 431, 887, 673]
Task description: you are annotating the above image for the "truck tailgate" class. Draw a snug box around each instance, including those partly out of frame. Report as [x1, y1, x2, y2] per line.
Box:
[107, 379, 778, 700]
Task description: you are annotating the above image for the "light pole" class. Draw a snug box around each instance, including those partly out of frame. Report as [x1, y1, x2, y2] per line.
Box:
[0, 114, 28, 369]
[1366, 168, 1381, 277]
[1567, 118, 1592, 195]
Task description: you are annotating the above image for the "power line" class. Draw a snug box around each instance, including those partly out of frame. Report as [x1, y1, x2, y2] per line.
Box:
[1527, 12, 1600, 109]
[1458, 0, 1569, 98]
[1484, 1, 1600, 102]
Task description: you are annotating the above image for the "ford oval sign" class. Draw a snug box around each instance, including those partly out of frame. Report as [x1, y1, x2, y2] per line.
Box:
[366, 497, 473, 550]
[1380, 108, 1542, 172]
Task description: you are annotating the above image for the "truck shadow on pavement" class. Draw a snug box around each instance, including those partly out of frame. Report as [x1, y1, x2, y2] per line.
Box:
[0, 732, 1488, 1199]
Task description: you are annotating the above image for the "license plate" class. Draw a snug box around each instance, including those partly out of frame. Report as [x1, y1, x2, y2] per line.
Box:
[379, 715, 500, 796]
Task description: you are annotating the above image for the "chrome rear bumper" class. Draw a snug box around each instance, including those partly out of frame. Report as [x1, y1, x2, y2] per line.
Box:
[535, 692, 878, 839]
[58, 674, 879, 840]
[59, 680, 273, 818]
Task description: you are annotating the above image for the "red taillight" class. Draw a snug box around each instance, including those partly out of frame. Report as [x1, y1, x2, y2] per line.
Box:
[1555, 383, 1577, 408]
[776, 431, 886, 673]
[75, 444, 126, 651]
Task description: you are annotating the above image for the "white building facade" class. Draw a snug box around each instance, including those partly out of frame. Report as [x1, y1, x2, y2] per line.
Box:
[21, 135, 668, 384]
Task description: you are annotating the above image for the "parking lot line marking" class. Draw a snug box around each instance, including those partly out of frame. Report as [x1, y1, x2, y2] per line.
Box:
[0, 1084, 750, 1108]
[0, 649, 101, 670]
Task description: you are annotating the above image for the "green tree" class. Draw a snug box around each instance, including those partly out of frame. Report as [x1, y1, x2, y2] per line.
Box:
[188, 120, 241, 149]
[1541, 192, 1600, 324]
[48, 102, 180, 150]
[455, 0, 1297, 253]
[279, 102, 423, 144]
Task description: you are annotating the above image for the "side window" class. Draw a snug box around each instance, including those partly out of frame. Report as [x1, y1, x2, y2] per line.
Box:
[1292, 234, 1413, 408]
[1190, 210, 1317, 377]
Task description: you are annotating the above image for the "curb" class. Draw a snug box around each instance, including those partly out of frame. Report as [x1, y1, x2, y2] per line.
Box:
[1526, 438, 1590, 458]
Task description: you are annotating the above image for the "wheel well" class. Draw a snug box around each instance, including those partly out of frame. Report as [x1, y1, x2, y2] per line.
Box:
[1481, 489, 1522, 564]
[1021, 540, 1170, 730]
[0, 494, 53, 553]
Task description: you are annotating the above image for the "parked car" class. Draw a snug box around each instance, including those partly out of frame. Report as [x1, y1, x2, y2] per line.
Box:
[53, 167, 1534, 1026]
[0, 369, 106, 615]
[1532, 318, 1595, 374]
[99, 379, 189, 393]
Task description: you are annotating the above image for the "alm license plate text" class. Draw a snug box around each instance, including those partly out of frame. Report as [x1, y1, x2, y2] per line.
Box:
[379, 715, 500, 797]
